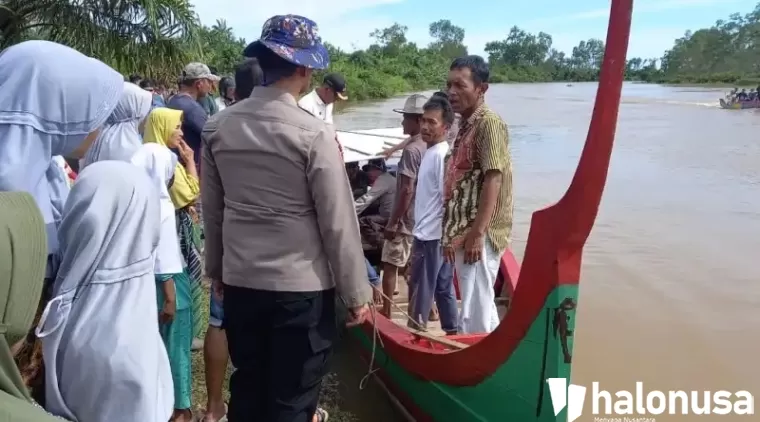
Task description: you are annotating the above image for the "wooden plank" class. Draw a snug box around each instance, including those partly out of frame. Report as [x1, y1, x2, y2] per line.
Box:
[407, 328, 469, 350]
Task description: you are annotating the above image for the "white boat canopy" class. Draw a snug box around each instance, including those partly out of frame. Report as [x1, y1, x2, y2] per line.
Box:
[336, 128, 406, 163]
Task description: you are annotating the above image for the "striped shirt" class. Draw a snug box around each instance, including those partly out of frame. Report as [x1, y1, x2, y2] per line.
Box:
[441, 104, 513, 251]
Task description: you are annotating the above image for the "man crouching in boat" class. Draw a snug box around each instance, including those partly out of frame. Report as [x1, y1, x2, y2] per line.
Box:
[200, 14, 371, 422]
[443, 56, 513, 334]
[355, 159, 396, 251]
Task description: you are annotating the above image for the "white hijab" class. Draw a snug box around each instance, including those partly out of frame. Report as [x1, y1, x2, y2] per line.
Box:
[80, 82, 153, 169]
[0, 40, 123, 261]
[36, 161, 173, 422]
[131, 143, 184, 274]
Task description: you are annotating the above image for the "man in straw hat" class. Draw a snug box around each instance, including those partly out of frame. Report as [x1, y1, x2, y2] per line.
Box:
[377, 94, 428, 318]
[201, 14, 370, 422]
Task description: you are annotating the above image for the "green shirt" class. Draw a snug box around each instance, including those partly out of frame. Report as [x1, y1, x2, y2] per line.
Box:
[198, 95, 219, 117]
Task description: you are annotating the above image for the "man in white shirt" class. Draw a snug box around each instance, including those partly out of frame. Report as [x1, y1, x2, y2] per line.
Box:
[407, 95, 458, 334]
[298, 73, 348, 123]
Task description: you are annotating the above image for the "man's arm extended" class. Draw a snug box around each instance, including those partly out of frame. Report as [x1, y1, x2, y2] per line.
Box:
[382, 137, 410, 158]
[471, 118, 509, 236]
[307, 126, 371, 308]
[200, 122, 225, 282]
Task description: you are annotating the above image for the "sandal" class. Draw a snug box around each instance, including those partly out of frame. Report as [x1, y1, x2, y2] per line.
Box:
[315, 407, 329, 422]
[198, 404, 227, 422]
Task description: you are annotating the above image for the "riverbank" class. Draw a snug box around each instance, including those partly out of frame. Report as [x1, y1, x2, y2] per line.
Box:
[652, 75, 760, 86]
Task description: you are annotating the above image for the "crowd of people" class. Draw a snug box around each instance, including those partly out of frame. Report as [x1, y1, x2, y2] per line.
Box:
[0, 12, 512, 422]
[725, 86, 760, 102]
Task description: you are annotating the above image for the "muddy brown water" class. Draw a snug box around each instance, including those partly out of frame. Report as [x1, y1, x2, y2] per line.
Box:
[332, 83, 759, 421]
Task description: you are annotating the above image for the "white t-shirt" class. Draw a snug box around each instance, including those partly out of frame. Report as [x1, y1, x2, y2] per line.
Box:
[214, 97, 227, 112]
[298, 90, 334, 123]
[412, 141, 449, 241]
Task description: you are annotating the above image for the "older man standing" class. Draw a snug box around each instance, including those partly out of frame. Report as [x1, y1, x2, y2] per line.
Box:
[201, 15, 370, 422]
[379, 94, 427, 318]
[443, 55, 513, 334]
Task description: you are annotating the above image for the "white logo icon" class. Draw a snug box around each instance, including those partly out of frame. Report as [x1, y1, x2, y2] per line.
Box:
[546, 378, 754, 421]
[547, 378, 586, 422]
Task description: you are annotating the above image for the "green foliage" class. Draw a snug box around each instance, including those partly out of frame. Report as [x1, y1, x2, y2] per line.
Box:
[0, 2, 674, 101]
[656, 2, 760, 84]
[0, 0, 199, 81]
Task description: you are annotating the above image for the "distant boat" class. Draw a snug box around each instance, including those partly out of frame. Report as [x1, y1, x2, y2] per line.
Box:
[566, 84, 573, 87]
[719, 98, 760, 110]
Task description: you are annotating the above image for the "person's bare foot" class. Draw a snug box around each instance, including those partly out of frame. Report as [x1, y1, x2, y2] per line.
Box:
[171, 409, 193, 422]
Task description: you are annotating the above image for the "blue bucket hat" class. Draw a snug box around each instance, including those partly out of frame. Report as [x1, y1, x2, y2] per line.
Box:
[243, 15, 330, 70]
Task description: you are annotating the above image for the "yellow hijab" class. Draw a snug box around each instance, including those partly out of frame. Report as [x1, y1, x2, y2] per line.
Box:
[143, 108, 199, 209]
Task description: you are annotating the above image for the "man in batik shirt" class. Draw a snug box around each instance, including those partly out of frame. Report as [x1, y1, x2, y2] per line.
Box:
[442, 55, 513, 334]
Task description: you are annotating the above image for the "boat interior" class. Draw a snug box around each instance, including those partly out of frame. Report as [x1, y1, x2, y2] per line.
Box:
[343, 0, 626, 363]
[341, 128, 520, 351]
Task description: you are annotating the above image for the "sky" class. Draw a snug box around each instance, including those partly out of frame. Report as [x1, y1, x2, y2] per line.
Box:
[190, 0, 758, 60]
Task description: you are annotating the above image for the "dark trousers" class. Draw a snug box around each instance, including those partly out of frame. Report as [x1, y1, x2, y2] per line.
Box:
[223, 285, 336, 422]
[408, 238, 458, 334]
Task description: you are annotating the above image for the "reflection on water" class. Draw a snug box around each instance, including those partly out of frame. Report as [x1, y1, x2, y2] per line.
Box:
[336, 82, 760, 420]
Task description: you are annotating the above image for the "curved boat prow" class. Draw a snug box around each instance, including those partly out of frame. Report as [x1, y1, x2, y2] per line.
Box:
[349, 1, 633, 420]
[496, 0, 632, 417]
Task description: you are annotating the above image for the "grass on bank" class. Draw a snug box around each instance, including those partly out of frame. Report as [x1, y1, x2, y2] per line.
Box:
[190, 285, 358, 422]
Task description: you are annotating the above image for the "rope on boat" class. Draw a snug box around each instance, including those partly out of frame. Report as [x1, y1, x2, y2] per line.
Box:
[359, 267, 426, 391]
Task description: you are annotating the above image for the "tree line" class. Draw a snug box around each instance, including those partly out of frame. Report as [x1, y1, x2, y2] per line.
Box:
[2, 0, 758, 102]
[658, 3, 760, 84]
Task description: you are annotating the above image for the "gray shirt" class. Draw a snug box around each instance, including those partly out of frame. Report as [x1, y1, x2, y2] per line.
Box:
[393, 134, 427, 235]
[200, 86, 370, 307]
[354, 172, 396, 218]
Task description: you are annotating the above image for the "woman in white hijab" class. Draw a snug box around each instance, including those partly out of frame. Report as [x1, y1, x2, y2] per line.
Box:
[80, 81, 153, 169]
[0, 40, 123, 278]
[35, 161, 174, 422]
[131, 143, 195, 422]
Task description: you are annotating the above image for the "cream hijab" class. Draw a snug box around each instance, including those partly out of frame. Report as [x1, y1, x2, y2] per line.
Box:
[131, 143, 184, 274]
[36, 161, 173, 422]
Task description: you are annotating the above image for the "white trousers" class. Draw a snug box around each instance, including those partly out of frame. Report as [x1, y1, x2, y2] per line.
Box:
[455, 237, 502, 334]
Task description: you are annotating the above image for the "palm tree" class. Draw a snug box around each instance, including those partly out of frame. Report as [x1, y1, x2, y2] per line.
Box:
[0, 0, 199, 80]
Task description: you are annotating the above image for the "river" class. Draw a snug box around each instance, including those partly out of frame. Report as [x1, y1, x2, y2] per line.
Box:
[334, 82, 759, 420]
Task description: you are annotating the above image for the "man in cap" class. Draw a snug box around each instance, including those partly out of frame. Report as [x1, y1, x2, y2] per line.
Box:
[355, 158, 397, 255]
[201, 14, 370, 422]
[167, 62, 219, 168]
[198, 66, 221, 117]
[381, 91, 459, 158]
[378, 94, 428, 318]
[298, 72, 348, 124]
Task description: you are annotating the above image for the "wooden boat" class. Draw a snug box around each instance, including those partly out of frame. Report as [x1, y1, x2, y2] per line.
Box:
[719, 98, 760, 109]
[343, 0, 633, 420]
